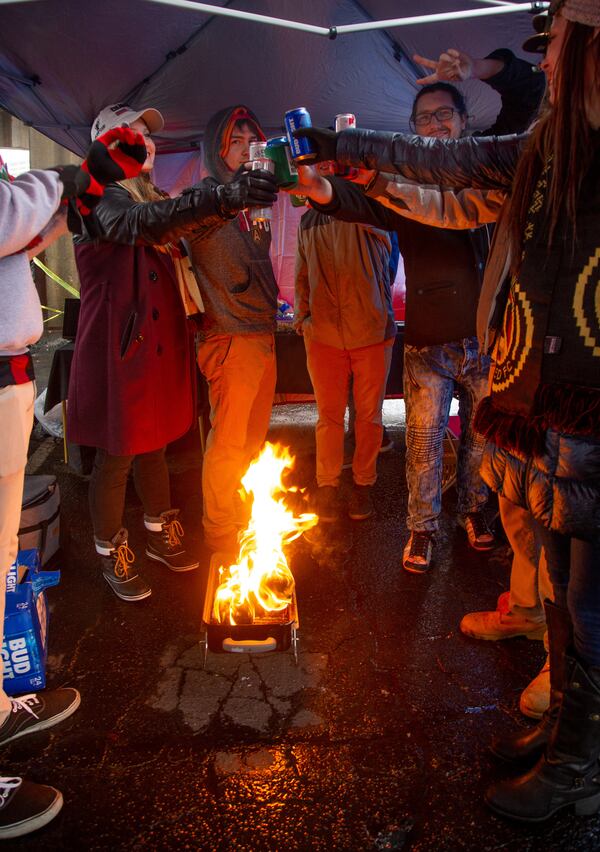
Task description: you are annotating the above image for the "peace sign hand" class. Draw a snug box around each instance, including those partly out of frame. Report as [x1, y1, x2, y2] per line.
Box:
[413, 49, 474, 85]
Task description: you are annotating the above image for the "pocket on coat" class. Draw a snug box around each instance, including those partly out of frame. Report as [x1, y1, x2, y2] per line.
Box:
[0, 383, 35, 476]
[120, 311, 138, 359]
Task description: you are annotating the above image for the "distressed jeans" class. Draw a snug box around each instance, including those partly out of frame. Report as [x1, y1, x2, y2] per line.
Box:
[403, 337, 490, 532]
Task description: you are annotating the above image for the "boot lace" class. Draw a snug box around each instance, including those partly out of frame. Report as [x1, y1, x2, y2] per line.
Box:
[163, 517, 184, 549]
[112, 543, 135, 579]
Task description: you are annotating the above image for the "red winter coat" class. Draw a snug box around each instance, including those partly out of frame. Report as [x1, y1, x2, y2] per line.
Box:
[67, 181, 223, 456]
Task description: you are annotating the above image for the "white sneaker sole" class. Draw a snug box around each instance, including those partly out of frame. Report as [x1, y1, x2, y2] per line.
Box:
[103, 574, 152, 602]
[0, 789, 63, 839]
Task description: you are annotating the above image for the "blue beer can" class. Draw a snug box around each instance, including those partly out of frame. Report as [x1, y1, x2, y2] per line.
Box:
[284, 107, 317, 162]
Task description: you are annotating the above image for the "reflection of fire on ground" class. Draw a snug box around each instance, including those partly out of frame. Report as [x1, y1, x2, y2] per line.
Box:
[213, 442, 317, 626]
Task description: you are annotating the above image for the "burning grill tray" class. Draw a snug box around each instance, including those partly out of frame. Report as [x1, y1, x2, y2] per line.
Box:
[200, 554, 299, 664]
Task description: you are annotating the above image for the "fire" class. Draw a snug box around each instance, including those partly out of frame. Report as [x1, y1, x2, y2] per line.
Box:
[213, 442, 317, 625]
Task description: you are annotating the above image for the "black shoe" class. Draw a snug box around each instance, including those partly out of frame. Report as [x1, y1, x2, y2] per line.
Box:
[145, 510, 199, 572]
[0, 689, 80, 748]
[458, 511, 495, 551]
[379, 427, 395, 454]
[313, 486, 339, 523]
[348, 485, 374, 520]
[0, 778, 62, 839]
[402, 531, 434, 574]
[96, 529, 152, 602]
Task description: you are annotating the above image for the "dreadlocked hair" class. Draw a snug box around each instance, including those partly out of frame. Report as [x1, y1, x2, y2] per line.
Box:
[508, 20, 600, 273]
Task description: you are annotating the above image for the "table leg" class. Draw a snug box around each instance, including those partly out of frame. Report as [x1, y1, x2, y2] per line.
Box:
[61, 400, 69, 465]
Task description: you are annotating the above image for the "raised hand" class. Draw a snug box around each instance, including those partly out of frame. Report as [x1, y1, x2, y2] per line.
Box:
[413, 49, 473, 85]
[83, 126, 148, 184]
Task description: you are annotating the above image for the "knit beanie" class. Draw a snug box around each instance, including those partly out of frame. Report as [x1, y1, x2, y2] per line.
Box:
[553, 0, 600, 27]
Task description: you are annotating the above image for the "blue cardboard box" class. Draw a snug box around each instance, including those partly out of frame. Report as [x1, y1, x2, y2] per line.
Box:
[2, 549, 60, 695]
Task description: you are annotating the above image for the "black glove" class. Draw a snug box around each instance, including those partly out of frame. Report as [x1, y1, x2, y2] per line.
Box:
[215, 169, 279, 218]
[292, 127, 338, 163]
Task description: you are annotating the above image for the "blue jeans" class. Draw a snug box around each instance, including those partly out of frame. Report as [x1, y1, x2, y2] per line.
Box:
[403, 337, 490, 532]
[534, 521, 600, 667]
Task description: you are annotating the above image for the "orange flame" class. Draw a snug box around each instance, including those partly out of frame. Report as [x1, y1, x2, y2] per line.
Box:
[213, 442, 317, 625]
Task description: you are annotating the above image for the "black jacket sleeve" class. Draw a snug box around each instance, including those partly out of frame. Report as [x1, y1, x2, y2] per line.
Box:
[336, 131, 526, 191]
[81, 180, 225, 246]
[310, 177, 407, 235]
[479, 48, 546, 136]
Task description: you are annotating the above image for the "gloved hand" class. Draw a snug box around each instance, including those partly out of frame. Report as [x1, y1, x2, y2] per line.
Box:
[292, 127, 338, 164]
[84, 126, 147, 184]
[216, 168, 279, 218]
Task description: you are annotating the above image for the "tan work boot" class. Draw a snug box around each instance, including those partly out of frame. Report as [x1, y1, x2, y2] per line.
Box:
[519, 655, 551, 719]
[460, 609, 546, 640]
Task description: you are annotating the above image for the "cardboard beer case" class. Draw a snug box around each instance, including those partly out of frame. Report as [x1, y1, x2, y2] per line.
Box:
[2, 549, 60, 695]
[18, 475, 60, 565]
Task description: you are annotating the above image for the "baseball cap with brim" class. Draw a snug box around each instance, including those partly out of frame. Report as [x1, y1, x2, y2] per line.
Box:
[522, 11, 552, 54]
[91, 103, 164, 141]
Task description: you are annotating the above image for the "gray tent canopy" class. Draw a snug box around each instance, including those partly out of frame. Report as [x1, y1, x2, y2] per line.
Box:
[0, 0, 545, 157]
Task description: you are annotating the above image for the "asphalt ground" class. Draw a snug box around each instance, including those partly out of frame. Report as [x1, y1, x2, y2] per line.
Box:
[5, 338, 600, 851]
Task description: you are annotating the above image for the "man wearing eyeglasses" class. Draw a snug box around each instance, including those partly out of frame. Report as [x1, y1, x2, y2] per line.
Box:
[388, 48, 545, 573]
[291, 46, 545, 573]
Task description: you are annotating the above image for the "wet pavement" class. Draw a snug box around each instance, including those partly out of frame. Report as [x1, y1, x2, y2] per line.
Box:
[7, 343, 600, 850]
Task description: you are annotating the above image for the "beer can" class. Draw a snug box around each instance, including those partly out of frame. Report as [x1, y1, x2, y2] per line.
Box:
[285, 107, 317, 163]
[248, 141, 275, 223]
[335, 113, 356, 132]
[265, 136, 298, 189]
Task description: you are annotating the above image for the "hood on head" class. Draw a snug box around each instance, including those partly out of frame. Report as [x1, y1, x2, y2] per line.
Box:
[202, 105, 265, 183]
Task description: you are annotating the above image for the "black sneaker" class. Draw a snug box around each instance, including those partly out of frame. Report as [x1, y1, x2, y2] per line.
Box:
[0, 688, 80, 748]
[402, 531, 434, 574]
[348, 485, 374, 520]
[0, 778, 62, 839]
[379, 427, 395, 454]
[458, 511, 495, 551]
[145, 510, 199, 572]
[96, 529, 152, 602]
[313, 486, 339, 523]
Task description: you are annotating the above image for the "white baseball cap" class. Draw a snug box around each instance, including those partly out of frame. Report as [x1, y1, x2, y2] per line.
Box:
[91, 103, 164, 141]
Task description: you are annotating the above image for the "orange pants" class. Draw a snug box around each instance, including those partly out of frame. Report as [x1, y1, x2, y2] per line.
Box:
[305, 337, 392, 487]
[197, 333, 276, 545]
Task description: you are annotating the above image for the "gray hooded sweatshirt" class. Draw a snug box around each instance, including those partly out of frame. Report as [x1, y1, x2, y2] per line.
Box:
[189, 105, 278, 337]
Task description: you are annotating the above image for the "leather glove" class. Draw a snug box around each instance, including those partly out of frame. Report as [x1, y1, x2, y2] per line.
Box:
[215, 169, 278, 218]
[292, 127, 338, 164]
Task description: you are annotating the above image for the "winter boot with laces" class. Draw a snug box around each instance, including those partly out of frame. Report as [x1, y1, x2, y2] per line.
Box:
[95, 528, 151, 602]
[145, 509, 199, 572]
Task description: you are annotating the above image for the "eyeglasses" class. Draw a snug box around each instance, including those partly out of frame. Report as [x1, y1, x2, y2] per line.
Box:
[413, 107, 458, 127]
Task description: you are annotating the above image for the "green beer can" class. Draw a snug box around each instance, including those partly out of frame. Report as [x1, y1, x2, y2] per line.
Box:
[265, 136, 298, 189]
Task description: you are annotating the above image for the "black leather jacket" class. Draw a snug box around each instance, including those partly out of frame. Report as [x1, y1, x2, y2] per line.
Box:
[336, 129, 525, 192]
[75, 180, 225, 246]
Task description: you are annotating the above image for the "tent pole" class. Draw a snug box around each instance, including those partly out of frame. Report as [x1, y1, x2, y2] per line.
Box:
[146, 0, 330, 36]
[336, 5, 549, 35]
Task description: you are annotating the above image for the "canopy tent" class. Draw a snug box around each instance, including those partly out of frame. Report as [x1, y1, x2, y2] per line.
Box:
[0, 0, 545, 309]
